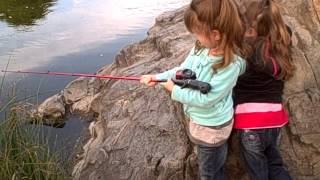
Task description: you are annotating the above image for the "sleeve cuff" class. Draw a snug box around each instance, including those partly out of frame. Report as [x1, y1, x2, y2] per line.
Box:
[155, 72, 169, 81]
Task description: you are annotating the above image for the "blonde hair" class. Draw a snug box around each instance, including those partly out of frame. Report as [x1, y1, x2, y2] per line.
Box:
[184, 0, 246, 71]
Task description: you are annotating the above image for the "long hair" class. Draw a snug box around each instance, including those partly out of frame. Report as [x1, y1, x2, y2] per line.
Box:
[239, 0, 295, 80]
[184, 0, 246, 71]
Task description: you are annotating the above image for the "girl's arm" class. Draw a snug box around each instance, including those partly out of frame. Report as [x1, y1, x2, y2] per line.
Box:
[250, 51, 279, 77]
[140, 48, 195, 86]
[171, 58, 246, 107]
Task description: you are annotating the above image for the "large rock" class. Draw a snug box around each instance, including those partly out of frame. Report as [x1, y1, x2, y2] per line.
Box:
[38, 1, 320, 179]
[32, 76, 102, 123]
[33, 94, 66, 126]
[72, 7, 198, 179]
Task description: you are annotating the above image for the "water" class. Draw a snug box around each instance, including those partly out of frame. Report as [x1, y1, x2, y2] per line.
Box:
[0, 0, 189, 158]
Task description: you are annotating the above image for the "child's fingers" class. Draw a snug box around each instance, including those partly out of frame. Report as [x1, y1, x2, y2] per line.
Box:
[160, 81, 169, 89]
[140, 75, 151, 83]
[147, 82, 157, 86]
[140, 75, 157, 86]
[140, 77, 147, 84]
[159, 79, 174, 91]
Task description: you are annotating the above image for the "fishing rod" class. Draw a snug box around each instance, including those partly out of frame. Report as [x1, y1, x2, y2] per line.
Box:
[1, 69, 211, 94]
[1, 70, 164, 82]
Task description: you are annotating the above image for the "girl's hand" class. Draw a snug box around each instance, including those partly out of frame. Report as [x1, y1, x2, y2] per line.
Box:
[161, 79, 174, 92]
[140, 75, 157, 87]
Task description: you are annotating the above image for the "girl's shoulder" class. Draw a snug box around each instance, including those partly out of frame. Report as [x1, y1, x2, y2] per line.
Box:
[233, 55, 247, 75]
[234, 55, 246, 63]
[213, 55, 246, 76]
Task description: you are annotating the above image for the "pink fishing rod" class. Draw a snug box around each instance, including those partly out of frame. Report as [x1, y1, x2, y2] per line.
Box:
[1, 70, 166, 82]
[2, 69, 212, 94]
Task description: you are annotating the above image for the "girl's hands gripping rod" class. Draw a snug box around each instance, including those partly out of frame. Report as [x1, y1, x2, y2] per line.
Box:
[140, 69, 211, 94]
[140, 75, 162, 87]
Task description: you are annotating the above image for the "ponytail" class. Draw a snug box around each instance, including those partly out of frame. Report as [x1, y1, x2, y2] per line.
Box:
[214, 0, 247, 71]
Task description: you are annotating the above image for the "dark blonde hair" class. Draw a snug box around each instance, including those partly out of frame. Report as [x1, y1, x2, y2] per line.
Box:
[240, 0, 295, 80]
[184, 0, 246, 71]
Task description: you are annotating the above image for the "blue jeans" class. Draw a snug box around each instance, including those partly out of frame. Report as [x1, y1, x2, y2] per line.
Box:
[239, 128, 292, 180]
[197, 143, 227, 180]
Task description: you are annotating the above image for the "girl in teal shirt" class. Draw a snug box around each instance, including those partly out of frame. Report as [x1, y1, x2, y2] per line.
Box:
[141, 0, 246, 179]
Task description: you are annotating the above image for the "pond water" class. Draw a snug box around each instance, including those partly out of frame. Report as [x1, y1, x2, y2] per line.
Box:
[0, 0, 189, 157]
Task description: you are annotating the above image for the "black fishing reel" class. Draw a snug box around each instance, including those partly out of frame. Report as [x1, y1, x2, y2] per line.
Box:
[173, 69, 211, 94]
[175, 69, 197, 80]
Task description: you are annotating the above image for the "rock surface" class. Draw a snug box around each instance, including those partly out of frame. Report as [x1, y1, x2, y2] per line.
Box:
[36, 1, 320, 179]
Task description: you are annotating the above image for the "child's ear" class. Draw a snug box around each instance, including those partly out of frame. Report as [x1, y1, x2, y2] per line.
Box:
[211, 30, 221, 41]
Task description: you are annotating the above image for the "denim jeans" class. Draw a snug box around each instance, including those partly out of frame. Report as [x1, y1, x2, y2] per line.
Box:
[197, 143, 227, 180]
[239, 128, 292, 180]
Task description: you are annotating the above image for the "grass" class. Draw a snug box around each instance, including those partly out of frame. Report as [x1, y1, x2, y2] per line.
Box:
[0, 106, 70, 180]
[0, 58, 70, 180]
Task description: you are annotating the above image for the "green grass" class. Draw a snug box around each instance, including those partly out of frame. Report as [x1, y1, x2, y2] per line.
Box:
[0, 59, 70, 179]
[0, 108, 70, 180]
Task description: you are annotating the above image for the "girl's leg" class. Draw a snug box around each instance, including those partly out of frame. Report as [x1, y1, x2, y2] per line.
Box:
[266, 128, 292, 180]
[197, 143, 227, 180]
[239, 129, 268, 180]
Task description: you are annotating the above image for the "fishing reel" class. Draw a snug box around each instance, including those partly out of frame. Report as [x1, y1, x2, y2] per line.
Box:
[175, 69, 197, 80]
[173, 69, 211, 94]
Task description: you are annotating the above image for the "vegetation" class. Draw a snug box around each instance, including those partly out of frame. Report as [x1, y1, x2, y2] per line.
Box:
[0, 110, 70, 180]
[0, 63, 70, 179]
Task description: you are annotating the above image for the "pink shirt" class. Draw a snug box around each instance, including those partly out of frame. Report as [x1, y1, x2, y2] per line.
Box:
[234, 103, 288, 129]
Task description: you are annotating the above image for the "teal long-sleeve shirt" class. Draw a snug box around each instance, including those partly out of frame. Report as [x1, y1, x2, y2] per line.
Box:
[155, 47, 246, 126]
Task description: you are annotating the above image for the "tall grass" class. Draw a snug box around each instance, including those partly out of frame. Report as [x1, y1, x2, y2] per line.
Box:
[0, 58, 70, 179]
[0, 107, 70, 180]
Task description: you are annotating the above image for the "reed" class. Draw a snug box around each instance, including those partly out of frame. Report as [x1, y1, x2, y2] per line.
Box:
[0, 108, 70, 180]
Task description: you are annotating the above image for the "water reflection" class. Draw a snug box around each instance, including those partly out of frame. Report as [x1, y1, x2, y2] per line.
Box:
[0, 0, 57, 27]
[0, 0, 189, 71]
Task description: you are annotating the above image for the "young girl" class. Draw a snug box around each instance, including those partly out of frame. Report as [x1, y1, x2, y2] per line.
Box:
[234, 0, 295, 179]
[141, 0, 246, 179]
